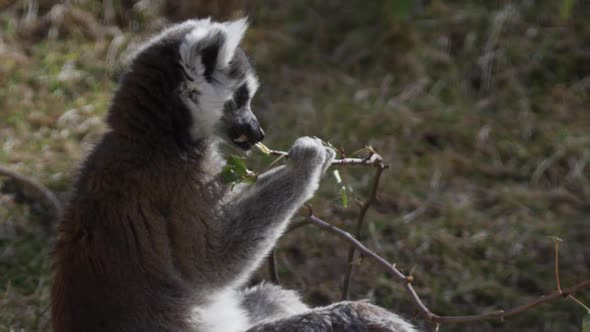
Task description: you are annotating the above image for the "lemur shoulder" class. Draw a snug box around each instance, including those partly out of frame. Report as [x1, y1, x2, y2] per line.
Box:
[51, 18, 419, 332]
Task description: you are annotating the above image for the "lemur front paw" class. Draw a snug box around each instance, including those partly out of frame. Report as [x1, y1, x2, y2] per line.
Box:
[288, 137, 335, 175]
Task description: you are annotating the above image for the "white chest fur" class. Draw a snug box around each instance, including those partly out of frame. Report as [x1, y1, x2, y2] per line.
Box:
[193, 288, 250, 332]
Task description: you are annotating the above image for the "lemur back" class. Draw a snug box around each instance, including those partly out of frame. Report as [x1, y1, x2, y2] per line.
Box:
[51, 18, 419, 332]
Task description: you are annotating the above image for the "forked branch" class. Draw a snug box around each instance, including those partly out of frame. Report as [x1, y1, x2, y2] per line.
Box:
[265, 146, 387, 285]
[342, 161, 386, 300]
[264, 146, 589, 328]
[303, 212, 590, 325]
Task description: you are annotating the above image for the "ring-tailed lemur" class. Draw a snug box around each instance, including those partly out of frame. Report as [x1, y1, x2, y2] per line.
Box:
[51, 18, 419, 332]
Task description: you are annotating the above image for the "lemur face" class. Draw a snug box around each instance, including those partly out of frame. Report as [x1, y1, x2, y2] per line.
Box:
[177, 18, 263, 150]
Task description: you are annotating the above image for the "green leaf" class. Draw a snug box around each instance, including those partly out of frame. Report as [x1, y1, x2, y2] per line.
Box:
[340, 186, 348, 208]
[221, 155, 257, 187]
[220, 167, 239, 184]
[227, 155, 248, 172]
[583, 312, 590, 332]
[332, 170, 348, 207]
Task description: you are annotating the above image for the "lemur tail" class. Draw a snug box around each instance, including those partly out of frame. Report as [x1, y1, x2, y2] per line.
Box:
[246, 301, 419, 332]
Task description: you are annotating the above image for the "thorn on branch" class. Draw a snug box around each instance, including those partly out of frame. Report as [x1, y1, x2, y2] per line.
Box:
[304, 203, 313, 217]
[338, 147, 346, 159]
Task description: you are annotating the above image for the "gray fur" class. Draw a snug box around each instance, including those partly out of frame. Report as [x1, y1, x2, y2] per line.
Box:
[51, 18, 419, 332]
[241, 283, 309, 323]
[246, 301, 419, 332]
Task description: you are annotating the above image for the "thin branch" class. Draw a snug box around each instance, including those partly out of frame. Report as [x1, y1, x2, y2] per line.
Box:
[263, 146, 590, 326]
[263, 147, 387, 294]
[569, 295, 590, 313]
[305, 214, 408, 283]
[267, 218, 313, 283]
[554, 237, 563, 294]
[267, 149, 388, 167]
[0, 165, 62, 232]
[264, 146, 386, 288]
[341, 161, 386, 300]
[554, 237, 590, 313]
[287, 219, 311, 233]
[303, 214, 590, 325]
[267, 250, 280, 284]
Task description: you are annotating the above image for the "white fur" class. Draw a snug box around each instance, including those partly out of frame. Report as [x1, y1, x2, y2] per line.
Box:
[246, 73, 260, 97]
[181, 27, 210, 73]
[128, 18, 249, 77]
[219, 18, 248, 67]
[192, 289, 250, 332]
[181, 78, 231, 139]
[178, 18, 248, 77]
[177, 18, 250, 141]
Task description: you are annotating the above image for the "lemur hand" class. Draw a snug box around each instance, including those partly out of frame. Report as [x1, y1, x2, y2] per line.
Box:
[288, 137, 336, 175]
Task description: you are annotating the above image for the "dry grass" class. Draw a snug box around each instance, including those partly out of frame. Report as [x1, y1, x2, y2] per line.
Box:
[0, 1, 588, 331]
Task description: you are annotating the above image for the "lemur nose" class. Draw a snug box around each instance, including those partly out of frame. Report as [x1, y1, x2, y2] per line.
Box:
[237, 121, 264, 144]
[248, 121, 264, 143]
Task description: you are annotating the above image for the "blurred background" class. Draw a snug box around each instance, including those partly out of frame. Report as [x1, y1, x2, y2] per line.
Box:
[0, 0, 589, 331]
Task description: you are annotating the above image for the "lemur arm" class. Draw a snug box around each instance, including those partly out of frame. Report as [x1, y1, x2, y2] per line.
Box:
[213, 137, 335, 284]
[245, 301, 419, 332]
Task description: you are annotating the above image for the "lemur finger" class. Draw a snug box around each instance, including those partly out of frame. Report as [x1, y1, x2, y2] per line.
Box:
[288, 137, 325, 165]
[320, 147, 336, 174]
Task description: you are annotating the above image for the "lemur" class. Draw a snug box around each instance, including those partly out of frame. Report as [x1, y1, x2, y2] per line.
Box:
[51, 18, 419, 332]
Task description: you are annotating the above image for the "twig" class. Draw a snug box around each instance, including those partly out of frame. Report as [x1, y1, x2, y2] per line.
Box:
[303, 213, 590, 325]
[341, 161, 386, 300]
[267, 250, 280, 284]
[569, 295, 590, 313]
[554, 237, 563, 294]
[0, 165, 62, 232]
[264, 147, 387, 296]
[267, 149, 388, 168]
[554, 237, 590, 313]
[267, 220, 311, 283]
[264, 146, 590, 326]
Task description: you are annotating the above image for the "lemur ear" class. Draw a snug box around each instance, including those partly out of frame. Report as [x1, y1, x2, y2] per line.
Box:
[180, 18, 248, 82]
[218, 18, 248, 67]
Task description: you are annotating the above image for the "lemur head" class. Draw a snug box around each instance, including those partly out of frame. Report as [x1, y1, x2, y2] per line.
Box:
[177, 18, 264, 151]
[112, 18, 263, 151]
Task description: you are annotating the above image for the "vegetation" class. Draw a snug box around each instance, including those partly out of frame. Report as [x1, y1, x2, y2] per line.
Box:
[0, 1, 588, 331]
